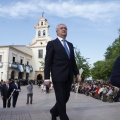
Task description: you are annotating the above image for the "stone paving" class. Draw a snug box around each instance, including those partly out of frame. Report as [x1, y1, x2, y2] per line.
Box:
[0, 85, 120, 120]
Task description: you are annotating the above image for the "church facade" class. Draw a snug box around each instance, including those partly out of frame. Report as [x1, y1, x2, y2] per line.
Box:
[0, 17, 51, 81]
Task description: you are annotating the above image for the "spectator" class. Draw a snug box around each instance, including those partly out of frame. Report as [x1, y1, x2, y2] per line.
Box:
[11, 79, 21, 107]
[1, 80, 12, 108]
[26, 81, 33, 104]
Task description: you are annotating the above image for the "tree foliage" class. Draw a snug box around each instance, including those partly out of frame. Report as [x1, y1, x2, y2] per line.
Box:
[74, 47, 91, 80]
[91, 29, 120, 81]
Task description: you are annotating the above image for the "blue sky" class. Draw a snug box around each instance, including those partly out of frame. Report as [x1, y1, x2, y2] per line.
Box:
[0, 0, 120, 66]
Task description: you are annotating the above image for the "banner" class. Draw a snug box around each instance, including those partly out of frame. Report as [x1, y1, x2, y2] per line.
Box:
[17, 64, 24, 72]
[26, 66, 30, 73]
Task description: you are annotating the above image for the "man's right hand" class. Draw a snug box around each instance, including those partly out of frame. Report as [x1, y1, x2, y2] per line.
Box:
[44, 81, 50, 86]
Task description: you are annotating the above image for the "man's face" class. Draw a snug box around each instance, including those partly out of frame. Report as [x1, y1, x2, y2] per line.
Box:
[6, 80, 9, 84]
[15, 80, 18, 83]
[56, 24, 67, 39]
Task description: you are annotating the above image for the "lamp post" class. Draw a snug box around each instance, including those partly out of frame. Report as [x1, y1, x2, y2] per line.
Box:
[1, 72, 3, 81]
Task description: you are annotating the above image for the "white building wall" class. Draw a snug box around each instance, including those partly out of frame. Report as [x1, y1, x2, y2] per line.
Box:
[30, 45, 46, 79]
[8, 46, 32, 80]
[0, 47, 9, 81]
[0, 17, 51, 81]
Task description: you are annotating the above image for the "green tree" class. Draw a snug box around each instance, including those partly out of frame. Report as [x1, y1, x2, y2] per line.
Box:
[74, 47, 91, 80]
[91, 60, 112, 80]
[91, 29, 120, 81]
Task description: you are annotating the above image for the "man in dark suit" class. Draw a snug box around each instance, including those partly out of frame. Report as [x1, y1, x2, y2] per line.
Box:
[110, 56, 120, 88]
[12, 79, 21, 107]
[44, 24, 81, 120]
[1, 80, 12, 108]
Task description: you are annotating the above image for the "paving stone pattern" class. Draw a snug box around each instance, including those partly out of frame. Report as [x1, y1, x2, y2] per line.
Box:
[0, 85, 120, 120]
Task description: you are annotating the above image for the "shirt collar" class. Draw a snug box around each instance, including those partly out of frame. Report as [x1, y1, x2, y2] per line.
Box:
[58, 36, 66, 41]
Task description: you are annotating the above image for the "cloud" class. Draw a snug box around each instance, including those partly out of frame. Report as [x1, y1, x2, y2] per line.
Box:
[0, 0, 120, 22]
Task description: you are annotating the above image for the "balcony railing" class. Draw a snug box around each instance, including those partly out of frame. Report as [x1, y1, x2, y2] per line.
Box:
[9, 62, 33, 72]
[9, 62, 18, 69]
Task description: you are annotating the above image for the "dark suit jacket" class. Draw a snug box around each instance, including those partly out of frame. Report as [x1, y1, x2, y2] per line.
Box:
[110, 56, 120, 87]
[44, 38, 79, 82]
[1, 84, 12, 98]
[12, 82, 21, 95]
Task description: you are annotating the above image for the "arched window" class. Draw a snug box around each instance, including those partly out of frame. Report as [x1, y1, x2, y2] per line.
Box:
[37, 74, 42, 80]
[41, 22, 43, 26]
[11, 71, 15, 79]
[38, 30, 41, 37]
[43, 30, 46, 36]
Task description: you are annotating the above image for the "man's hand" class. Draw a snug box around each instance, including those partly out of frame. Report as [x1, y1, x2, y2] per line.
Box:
[44, 80, 51, 86]
[76, 74, 82, 84]
[16, 89, 20, 92]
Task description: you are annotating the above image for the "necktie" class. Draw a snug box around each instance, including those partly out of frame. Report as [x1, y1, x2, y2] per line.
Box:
[6, 84, 9, 90]
[62, 40, 70, 58]
[15, 83, 18, 88]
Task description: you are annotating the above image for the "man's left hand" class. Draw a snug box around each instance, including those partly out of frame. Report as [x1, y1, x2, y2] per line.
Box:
[77, 74, 82, 84]
[44, 80, 51, 87]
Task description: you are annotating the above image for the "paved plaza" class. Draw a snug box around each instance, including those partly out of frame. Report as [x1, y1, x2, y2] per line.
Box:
[0, 85, 120, 120]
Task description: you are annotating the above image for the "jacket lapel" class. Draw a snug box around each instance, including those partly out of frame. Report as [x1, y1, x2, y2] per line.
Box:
[56, 38, 70, 59]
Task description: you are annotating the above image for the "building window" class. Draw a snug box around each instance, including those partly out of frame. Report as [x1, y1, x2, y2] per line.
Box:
[20, 59, 23, 64]
[41, 22, 43, 26]
[13, 57, 15, 63]
[38, 30, 41, 37]
[43, 30, 46, 36]
[38, 49, 43, 58]
[0, 55, 2, 62]
[27, 61, 29, 65]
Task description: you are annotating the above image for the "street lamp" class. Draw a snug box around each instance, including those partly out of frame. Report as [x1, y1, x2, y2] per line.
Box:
[1, 72, 3, 81]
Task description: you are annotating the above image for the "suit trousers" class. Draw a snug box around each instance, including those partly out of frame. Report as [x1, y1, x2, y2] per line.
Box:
[7, 97, 11, 108]
[2, 97, 7, 108]
[2, 97, 11, 108]
[51, 80, 72, 120]
[12, 93, 19, 107]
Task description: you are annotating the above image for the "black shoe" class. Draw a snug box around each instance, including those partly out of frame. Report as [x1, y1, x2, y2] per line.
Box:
[50, 110, 57, 120]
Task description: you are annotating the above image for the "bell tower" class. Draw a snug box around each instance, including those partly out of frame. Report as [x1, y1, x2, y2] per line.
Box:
[35, 17, 50, 39]
[30, 16, 51, 45]
[29, 15, 52, 81]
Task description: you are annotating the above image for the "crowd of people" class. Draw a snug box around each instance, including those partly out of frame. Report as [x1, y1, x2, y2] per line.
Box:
[71, 80, 120, 103]
[1, 78, 120, 109]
